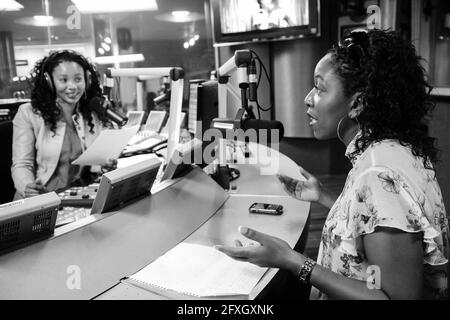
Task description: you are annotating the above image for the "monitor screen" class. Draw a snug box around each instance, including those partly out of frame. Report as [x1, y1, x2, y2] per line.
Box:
[198, 80, 219, 138]
[197, 80, 219, 167]
[144, 110, 167, 133]
[125, 110, 146, 127]
[211, 0, 320, 45]
[165, 76, 184, 162]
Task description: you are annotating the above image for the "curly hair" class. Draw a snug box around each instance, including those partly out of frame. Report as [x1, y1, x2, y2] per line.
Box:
[30, 50, 109, 134]
[328, 29, 438, 170]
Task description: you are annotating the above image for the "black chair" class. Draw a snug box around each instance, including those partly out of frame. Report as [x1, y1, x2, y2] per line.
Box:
[0, 120, 16, 204]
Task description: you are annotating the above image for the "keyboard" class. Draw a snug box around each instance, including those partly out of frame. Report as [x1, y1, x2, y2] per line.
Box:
[55, 206, 91, 227]
[127, 130, 159, 146]
[58, 184, 99, 207]
[55, 184, 99, 227]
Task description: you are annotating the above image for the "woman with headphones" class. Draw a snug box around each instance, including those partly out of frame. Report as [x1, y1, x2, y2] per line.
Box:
[11, 50, 115, 200]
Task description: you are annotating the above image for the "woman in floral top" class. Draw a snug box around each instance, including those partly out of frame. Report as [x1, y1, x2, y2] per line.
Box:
[216, 30, 448, 299]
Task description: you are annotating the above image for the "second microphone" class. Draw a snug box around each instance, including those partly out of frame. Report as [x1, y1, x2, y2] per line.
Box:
[89, 96, 128, 127]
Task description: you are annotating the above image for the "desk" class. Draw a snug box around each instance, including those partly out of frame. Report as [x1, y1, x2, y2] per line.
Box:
[97, 142, 310, 300]
[0, 143, 310, 299]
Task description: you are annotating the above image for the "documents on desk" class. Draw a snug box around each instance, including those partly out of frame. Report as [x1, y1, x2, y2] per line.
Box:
[124, 242, 267, 298]
[72, 125, 140, 165]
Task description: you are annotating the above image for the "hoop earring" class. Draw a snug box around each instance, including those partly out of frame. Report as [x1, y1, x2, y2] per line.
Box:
[337, 116, 345, 142]
[337, 115, 360, 143]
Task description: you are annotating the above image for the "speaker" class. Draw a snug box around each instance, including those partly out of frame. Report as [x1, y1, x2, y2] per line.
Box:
[117, 28, 132, 50]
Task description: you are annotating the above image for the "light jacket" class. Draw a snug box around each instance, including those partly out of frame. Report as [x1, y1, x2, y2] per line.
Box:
[11, 102, 104, 198]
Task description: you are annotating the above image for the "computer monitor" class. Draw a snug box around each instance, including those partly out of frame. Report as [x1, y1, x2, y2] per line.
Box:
[188, 79, 206, 134]
[160, 138, 203, 182]
[165, 74, 184, 163]
[194, 80, 219, 167]
[125, 110, 146, 127]
[144, 110, 167, 133]
[198, 80, 219, 136]
[90, 157, 162, 214]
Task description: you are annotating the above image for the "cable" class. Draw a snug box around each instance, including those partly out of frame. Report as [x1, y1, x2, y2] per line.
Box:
[249, 50, 274, 114]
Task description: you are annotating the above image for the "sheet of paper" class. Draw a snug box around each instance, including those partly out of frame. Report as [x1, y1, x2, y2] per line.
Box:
[129, 242, 267, 297]
[72, 125, 140, 166]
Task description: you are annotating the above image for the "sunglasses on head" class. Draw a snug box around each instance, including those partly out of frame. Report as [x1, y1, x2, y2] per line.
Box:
[339, 31, 369, 65]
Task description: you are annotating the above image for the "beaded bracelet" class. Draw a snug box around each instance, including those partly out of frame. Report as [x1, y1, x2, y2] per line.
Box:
[297, 257, 316, 284]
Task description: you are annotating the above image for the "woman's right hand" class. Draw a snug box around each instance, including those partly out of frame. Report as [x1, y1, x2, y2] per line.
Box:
[277, 166, 322, 203]
[24, 180, 48, 198]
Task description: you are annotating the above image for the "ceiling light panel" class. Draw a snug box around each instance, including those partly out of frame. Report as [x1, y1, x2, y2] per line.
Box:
[71, 0, 158, 13]
[0, 0, 24, 11]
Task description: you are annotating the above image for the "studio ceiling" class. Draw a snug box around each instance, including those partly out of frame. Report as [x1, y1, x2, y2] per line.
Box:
[0, 0, 210, 45]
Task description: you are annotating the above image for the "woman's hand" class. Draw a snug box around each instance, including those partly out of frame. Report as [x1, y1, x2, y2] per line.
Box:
[277, 166, 322, 203]
[24, 179, 48, 198]
[215, 226, 297, 269]
[101, 158, 118, 173]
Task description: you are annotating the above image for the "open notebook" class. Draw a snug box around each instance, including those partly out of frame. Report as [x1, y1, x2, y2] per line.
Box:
[124, 242, 268, 298]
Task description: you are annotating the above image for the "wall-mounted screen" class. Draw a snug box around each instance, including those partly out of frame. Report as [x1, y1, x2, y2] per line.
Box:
[211, 0, 320, 46]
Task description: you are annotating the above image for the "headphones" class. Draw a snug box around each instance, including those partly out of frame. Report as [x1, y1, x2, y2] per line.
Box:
[42, 50, 92, 95]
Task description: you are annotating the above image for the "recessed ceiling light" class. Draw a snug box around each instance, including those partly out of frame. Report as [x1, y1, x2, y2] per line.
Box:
[155, 11, 204, 23]
[0, 0, 23, 11]
[15, 16, 66, 27]
[101, 42, 111, 51]
[171, 11, 190, 17]
[33, 15, 54, 23]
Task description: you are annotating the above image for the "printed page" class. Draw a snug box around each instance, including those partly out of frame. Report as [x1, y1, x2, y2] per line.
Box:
[129, 242, 267, 297]
[72, 125, 140, 166]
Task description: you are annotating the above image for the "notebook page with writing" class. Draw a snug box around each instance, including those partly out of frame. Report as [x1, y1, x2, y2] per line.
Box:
[128, 242, 267, 297]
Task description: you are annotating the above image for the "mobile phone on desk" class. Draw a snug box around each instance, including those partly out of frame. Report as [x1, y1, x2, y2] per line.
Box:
[249, 202, 283, 215]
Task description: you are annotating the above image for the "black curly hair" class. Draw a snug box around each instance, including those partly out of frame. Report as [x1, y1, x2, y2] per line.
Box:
[328, 29, 438, 170]
[30, 50, 109, 134]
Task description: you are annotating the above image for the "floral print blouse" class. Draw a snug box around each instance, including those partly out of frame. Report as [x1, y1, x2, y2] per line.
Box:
[310, 135, 449, 300]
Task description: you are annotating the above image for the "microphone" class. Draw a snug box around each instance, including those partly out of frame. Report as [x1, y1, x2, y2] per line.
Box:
[242, 118, 284, 144]
[248, 59, 257, 102]
[153, 90, 171, 105]
[89, 96, 128, 127]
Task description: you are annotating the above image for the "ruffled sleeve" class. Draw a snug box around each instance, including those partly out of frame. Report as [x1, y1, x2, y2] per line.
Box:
[331, 166, 448, 266]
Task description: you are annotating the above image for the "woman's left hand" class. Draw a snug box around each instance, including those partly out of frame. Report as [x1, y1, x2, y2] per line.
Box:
[215, 226, 295, 269]
[101, 158, 118, 173]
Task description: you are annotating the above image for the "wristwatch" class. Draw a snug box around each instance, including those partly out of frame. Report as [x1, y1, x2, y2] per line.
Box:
[297, 257, 316, 284]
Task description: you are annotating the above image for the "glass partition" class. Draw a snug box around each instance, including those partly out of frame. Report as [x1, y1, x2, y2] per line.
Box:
[0, 0, 215, 118]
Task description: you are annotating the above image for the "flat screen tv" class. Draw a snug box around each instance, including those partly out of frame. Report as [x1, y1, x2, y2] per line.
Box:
[210, 0, 321, 46]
